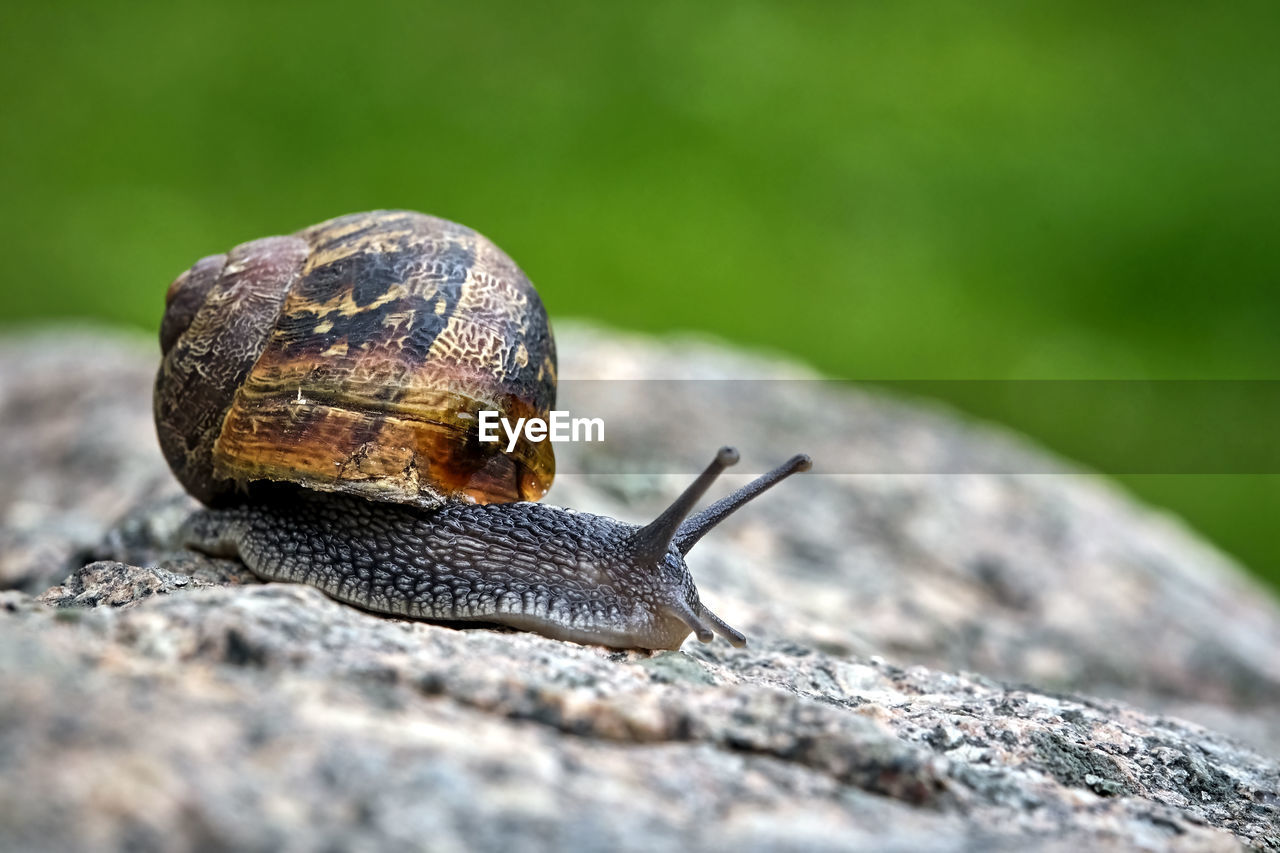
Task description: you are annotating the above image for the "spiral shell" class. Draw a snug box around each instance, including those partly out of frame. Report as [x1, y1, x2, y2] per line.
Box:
[155, 210, 557, 509]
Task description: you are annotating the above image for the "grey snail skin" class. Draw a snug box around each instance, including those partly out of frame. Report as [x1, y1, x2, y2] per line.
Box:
[156, 210, 811, 650]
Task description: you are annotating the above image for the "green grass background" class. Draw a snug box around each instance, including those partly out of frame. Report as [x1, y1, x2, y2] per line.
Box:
[2, 2, 1277, 586]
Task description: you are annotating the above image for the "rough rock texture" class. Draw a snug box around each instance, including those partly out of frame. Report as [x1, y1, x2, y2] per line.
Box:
[0, 328, 181, 593]
[2, 325, 1279, 851]
[552, 327, 1280, 756]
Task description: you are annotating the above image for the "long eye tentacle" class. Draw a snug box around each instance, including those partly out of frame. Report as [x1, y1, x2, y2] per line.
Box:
[673, 454, 812, 555]
[632, 446, 739, 562]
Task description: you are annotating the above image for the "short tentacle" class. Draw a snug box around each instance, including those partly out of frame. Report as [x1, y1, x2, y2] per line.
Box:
[664, 598, 715, 643]
[699, 605, 747, 647]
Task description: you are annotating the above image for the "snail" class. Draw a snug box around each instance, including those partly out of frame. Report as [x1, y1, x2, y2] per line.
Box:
[155, 210, 811, 650]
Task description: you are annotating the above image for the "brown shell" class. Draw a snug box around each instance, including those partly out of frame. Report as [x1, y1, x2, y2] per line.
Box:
[155, 210, 557, 509]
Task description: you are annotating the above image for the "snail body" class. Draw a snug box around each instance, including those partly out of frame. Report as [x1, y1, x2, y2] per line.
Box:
[156, 210, 809, 650]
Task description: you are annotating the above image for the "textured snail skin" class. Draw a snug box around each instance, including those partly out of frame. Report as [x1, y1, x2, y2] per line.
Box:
[182, 490, 716, 651]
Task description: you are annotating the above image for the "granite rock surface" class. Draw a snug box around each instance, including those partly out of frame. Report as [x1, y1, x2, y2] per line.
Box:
[1, 325, 1278, 851]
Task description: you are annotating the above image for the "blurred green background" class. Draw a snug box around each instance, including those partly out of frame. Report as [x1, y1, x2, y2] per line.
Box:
[2, 2, 1277, 586]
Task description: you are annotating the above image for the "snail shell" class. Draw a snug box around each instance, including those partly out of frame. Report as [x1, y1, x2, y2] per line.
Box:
[155, 210, 556, 509]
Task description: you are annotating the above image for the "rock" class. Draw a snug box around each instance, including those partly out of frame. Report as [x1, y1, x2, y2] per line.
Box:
[552, 326, 1280, 754]
[37, 560, 230, 609]
[2, 578, 1276, 851]
[0, 328, 185, 594]
[1, 324, 1279, 851]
